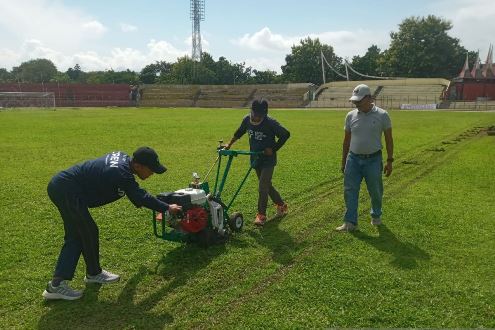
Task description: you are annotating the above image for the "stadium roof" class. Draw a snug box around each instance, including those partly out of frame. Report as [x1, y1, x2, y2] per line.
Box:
[458, 45, 494, 80]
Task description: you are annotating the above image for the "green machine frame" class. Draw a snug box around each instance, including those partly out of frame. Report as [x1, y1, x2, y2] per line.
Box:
[152, 148, 261, 242]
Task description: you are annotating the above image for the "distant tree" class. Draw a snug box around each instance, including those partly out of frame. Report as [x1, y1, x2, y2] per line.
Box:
[282, 37, 344, 84]
[172, 56, 195, 84]
[167, 56, 215, 84]
[382, 15, 471, 78]
[85, 71, 104, 84]
[66, 64, 85, 82]
[251, 69, 281, 84]
[85, 69, 138, 84]
[236, 63, 253, 84]
[193, 64, 217, 84]
[140, 61, 173, 84]
[50, 72, 71, 83]
[11, 58, 58, 83]
[214, 56, 235, 84]
[196, 52, 218, 84]
[0, 68, 12, 83]
[112, 69, 139, 84]
[86, 70, 113, 84]
[165, 55, 254, 85]
[350, 45, 383, 79]
[200, 53, 216, 73]
[466, 50, 481, 71]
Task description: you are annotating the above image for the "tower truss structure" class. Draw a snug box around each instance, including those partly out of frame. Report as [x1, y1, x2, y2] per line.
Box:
[190, 0, 205, 61]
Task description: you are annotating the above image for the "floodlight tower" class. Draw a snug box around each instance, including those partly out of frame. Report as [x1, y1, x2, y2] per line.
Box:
[190, 0, 205, 62]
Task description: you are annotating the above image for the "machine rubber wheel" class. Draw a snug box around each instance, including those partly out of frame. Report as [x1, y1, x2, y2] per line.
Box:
[228, 212, 244, 232]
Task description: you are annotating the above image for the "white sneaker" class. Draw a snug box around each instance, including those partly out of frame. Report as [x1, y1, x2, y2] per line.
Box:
[42, 280, 83, 300]
[84, 269, 120, 284]
[371, 217, 382, 226]
[335, 222, 357, 232]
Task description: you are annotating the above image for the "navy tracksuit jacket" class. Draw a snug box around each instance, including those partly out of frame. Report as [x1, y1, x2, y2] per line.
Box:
[47, 151, 169, 279]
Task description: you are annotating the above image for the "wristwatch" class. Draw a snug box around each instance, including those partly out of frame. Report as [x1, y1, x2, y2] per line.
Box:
[387, 158, 394, 162]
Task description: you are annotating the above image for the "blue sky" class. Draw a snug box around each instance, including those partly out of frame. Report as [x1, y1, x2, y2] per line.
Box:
[0, 0, 493, 73]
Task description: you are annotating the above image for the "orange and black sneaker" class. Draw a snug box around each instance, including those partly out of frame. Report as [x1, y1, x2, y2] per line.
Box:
[254, 213, 267, 226]
[276, 203, 288, 217]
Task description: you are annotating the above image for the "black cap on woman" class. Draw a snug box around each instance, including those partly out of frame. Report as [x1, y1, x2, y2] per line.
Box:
[250, 99, 268, 125]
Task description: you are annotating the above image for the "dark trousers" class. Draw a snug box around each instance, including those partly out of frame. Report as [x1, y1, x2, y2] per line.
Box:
[255, 166, 283, 215]
[47, 178, 102, 280]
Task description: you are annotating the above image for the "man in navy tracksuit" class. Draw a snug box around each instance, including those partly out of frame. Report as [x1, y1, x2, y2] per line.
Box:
[43, 147, 182, 300]
[225, 99, 290, 226]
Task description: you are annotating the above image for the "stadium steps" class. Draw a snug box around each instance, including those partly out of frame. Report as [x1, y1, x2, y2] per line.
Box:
[373, 85, 384, 99]
[311, 79, 450, 109]
[243, 88, 258, 107]
[138, 84, 311, 108]
[192, 89, 201, 107]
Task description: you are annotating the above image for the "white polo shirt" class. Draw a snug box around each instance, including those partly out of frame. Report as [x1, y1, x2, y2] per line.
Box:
[344, 105, 392, 155]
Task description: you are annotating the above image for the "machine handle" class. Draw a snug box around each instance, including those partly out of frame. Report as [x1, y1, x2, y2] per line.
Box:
[218, 149, 262, 156]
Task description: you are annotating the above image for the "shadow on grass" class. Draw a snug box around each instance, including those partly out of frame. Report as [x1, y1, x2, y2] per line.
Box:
[38, 267, 173, 330]
[248, 215, 302, 266]
[351, 225, 430, 269]
[153, 242, 226, 288]
[38, 242, 228, 329]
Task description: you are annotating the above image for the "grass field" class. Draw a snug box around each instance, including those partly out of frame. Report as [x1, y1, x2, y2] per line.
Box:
[0, 107, 494, 329]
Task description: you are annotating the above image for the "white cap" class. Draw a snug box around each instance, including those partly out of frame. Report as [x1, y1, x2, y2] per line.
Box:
[349, 84, 371, 101]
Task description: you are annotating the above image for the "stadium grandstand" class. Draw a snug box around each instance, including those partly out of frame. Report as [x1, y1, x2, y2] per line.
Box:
[310, 78, 450, 110]
[139, 83, 314, 108]
[139, 85, 199, 107]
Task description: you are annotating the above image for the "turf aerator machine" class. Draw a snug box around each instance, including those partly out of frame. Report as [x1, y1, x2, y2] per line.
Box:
[152, 142, 261, 245]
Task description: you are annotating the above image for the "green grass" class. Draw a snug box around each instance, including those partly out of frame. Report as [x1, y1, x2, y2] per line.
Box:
[0, 107, 494, 328]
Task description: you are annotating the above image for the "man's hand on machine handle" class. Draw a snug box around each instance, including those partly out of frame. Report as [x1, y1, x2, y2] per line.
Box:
[168, 204, 182, 215]
[222, 138, 237, 150]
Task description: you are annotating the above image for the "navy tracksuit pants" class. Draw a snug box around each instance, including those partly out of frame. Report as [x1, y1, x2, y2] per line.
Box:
[47, 177, 102, 280]
[255, 166, 283, 215]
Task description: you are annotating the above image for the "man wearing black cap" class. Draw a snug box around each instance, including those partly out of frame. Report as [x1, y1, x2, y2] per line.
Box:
[42, 147, 181, 300]
[225, 99, 290, 226]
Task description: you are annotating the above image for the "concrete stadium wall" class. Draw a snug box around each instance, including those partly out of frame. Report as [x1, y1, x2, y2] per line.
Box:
[0, 83, 131, 107]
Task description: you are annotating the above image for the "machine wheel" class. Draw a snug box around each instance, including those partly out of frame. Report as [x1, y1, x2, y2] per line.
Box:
[228, 212, 244, 232]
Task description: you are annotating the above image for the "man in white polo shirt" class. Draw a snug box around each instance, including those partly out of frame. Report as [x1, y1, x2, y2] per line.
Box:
[336, 84, 394, 232]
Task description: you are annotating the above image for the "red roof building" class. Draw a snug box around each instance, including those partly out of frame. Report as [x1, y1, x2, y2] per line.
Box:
[450, 45, 495, 101]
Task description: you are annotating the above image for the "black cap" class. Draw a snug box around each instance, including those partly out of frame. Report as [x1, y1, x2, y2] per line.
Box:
[132, 147, 167, 174]
[251, 99, 268, 116]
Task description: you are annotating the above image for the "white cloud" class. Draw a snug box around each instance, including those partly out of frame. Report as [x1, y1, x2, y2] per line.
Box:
[0, 1, 107, 52]
[0, 38, 189, 72]
[243, 57, 283, 73]
[120, 23, 138, 33]
[430, 0, 495, 57]
[0, 48, 18, 70]
[311, 30, 389, 60]
[82, 20, 107, 37]
[0, 1, 189, 72]
[233, 27, 390, 65]
[147, 39, 188, 61]
[0, 39, 71, 70]
[234, 27, 296, 52]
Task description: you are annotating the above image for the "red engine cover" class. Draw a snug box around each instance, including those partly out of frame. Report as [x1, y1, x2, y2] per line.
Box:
[180, 206, 208, 233]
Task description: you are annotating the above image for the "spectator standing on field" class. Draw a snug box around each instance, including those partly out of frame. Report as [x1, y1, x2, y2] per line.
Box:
[336, 84, 394, 232]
